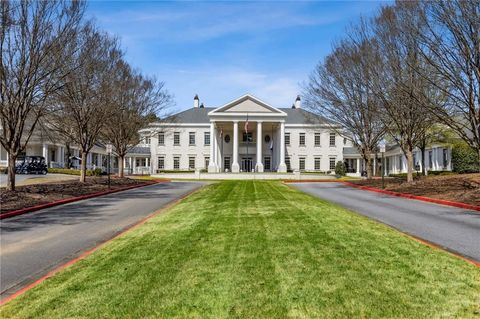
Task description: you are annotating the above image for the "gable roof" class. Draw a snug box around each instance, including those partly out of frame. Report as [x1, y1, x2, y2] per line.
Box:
[209, 94, 286, 116]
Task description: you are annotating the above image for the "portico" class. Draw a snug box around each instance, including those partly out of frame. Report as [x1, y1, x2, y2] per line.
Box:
[207, 95, 288, 173]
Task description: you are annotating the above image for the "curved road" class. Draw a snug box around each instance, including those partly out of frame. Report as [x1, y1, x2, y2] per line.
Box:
[0, 181, 204, 300]
[291, 182, 480, 263]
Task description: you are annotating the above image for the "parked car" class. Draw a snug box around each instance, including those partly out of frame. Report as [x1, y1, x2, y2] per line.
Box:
[15, 156, 48, 175]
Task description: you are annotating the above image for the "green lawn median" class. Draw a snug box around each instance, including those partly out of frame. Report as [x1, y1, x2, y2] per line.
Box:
[1, 181, 479, 318]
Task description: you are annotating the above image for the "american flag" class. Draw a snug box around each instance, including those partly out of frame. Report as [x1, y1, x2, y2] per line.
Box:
[244, 115, 249, 133]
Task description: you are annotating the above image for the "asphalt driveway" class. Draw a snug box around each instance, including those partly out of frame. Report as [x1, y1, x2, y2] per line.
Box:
[0, 173, 78, 187]
[0, 181, 204, 300]
[291, 182, 480, 263]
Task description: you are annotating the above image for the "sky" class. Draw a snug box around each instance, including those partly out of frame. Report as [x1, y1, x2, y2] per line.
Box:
[86, 1, 388, 112]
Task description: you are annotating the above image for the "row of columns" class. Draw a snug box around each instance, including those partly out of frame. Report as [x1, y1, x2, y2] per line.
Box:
[208, 120, 286, 173]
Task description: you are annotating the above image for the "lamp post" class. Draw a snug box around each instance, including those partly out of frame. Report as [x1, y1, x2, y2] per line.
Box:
[106, 144, 112, 189]
[379, 141, 386, 189]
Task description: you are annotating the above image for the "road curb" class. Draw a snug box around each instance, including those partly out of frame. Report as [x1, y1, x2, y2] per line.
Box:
[0, 183, 205, 306]
[282, 179, 342, 183]
[341, 181, 480, 212]
[0, 179, 170, 220]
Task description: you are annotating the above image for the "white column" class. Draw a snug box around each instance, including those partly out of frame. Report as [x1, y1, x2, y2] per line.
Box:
[256, 121, 264, 172]
[278, 121, 287, 172]
[87, 153, 92, 169]
[232, 121, 240, 173]
[42, 143, 48, 167]
[57, 146, 62, 165]
[208, 122, 216, 173]
[128, 157, 132, 174]
[356, 158, 360, 174]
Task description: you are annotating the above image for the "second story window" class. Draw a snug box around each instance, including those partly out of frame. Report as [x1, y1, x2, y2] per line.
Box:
[189, 132, 195, 145]
[314, 132, 321, 147]
[285, 132, 290, 145]
[144, 136, 151, 145]
[242, 132, 253, 142]
[299, 133, 305, 146]
[174, 132, 180, 146]
[329, 133, 336, 147]
[204, 132, 210, 146]
[158, 132, 165, 145]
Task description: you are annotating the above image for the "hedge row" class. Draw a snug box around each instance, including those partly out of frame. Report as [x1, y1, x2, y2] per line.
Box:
[48, 168, 103, 176]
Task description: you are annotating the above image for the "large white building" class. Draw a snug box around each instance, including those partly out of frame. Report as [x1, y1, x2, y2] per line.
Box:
[0, 93, 453, 177]
[124, 94, 453, 176]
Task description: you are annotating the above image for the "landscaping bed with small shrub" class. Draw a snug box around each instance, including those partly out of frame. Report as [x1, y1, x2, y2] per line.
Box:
[48, 167, 104, 176]
[351, 173, 480, 206]
[0, 177, 151, 214]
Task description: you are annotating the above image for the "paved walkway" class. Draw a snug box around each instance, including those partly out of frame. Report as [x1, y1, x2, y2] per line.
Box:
[291, 182, 480, 263]
[0, 173, 78, 187]
[0, 181, 204, 300]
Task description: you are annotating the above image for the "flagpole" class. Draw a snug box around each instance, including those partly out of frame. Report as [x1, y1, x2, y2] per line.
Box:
[246, 113, 249, 172]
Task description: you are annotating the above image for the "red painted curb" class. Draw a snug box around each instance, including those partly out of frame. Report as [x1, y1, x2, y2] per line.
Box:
[0, 179, 170, 220]
[341, 181, 480, 212]
[0, 184, 202, 306]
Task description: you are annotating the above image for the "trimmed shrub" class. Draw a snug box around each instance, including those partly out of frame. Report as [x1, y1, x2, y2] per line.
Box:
[92, 168, 103, 176]
[451, 142, 480, 173]
[48, 168, 104, 176]
[48, 168, 81, 175]
[335, 161, 347, 176]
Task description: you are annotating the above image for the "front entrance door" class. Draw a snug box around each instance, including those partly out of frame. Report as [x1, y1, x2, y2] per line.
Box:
[241, 157, 253, 172]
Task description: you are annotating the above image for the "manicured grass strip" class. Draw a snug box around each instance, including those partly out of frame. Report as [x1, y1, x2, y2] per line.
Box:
[1, 181, 479, 318]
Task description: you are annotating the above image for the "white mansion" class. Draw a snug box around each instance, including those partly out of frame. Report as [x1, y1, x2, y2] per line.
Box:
[125, 94, 452, 176]
[0, 94, 452, 176]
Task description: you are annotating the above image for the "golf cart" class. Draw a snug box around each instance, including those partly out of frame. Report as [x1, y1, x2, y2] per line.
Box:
[15, 156, 48, 175]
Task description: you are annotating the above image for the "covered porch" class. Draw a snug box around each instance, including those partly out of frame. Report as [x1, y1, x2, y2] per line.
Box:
[207, 94, 288, 173]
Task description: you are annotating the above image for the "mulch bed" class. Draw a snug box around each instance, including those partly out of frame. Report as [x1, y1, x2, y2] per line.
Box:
[350, 173, 480, 206]
[0, 177, 149, 214]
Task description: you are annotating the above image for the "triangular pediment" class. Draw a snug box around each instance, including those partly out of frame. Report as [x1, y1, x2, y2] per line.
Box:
[209, 94, 285, 115]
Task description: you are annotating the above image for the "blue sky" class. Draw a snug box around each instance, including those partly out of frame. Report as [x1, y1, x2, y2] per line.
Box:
[86, 1, 387, 111]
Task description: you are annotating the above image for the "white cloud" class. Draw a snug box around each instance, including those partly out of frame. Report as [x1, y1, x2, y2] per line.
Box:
[91, 2, 343, 44]
[157, 66, 302, 110]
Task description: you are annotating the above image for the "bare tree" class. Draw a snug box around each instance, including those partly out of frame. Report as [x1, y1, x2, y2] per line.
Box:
[102, 61, 171, 178]
[415, 1, 480, 171]
[0, 0, 84, 190]
[372, 2, 438, 182]
[51, 23, 122, 182]
[304, 22, 385, 178]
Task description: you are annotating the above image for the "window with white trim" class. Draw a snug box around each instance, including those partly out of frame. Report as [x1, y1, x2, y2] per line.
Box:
[285, 132, 290, 145]
[299, 133, 306, 146]
[204, 132, 210, 146]
[329, 133, 336, 147]
[173, 156, 180, 170]
[285, 157, 291, 171]
[158, 156, 165, 170]
[314, 132, 321, 147]
[204, 156, 210, 168]
[299, 157, 306, 171]
[329, 157, 336, 170]
[158, 132, 165, 145]
[174, 132, 180, 146]
[189, 156, 195, 170]
[314, 157, 321, 170]
[189, 132, 195, 146]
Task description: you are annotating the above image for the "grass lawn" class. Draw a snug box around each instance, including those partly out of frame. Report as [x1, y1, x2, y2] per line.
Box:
[1, 181, 479, 318]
